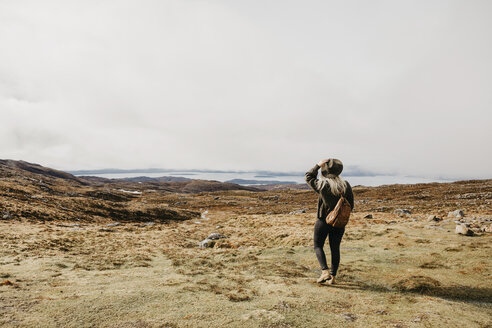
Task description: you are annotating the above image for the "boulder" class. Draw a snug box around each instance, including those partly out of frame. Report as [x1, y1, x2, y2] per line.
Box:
[455, 224, 474, 236]
[448, 210, 464, 218]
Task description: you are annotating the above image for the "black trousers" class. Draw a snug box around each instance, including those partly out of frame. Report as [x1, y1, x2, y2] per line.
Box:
[313, 218, 345, 276]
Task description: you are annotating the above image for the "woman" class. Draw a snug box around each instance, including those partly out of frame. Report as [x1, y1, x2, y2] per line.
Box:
[305, 158, 354, 284]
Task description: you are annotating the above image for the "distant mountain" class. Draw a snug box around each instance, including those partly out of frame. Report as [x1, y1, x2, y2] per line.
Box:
[120, 176, 192, 183]
[69, 168, 174, 175]
[0, 159, 260, 193]
[68, 166, 384, 178]
[225, 179, 296, 185]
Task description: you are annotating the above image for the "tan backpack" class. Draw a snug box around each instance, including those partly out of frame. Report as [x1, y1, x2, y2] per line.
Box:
[326, 193, 352, 228]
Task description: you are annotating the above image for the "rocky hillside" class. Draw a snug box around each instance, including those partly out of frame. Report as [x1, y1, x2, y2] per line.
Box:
[0, 160, 258, 223]
[0, 159, 490, 226]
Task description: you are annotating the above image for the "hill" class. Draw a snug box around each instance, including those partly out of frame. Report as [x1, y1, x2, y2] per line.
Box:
[0, 160, 491, 327]
[0, 159, 259, 223]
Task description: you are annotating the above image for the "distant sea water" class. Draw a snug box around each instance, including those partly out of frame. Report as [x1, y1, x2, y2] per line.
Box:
[74, 170, 455, 187]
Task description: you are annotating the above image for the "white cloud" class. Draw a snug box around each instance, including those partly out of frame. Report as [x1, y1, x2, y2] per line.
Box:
[0, 0, 491, 178]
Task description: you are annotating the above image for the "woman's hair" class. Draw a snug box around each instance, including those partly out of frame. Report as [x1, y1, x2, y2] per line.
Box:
[316, 170, 347, 195]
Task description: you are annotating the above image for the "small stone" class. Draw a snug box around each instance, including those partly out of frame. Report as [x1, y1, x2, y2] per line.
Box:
[340, 313, 357, 322]
[455, 224, 474, 236]
[448, 210, 464, 218]
[427, 215, 442, 222]
[214, 196, 220, 200]
[144, 222, 155, 226]
[481, 225, 492, 233]
[363, 214, 373, 219]
[99, 228, 115, 232]
[207, 233, 228, 240]
[289, 208, 307, 215]
[394, 209, 411, 215]
[1, 212, 12, 220]
[106, 222, 121, 227]
[199, 239, 215, 248]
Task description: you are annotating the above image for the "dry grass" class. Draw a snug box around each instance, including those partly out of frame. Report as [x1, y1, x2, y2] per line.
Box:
[1, 208, 491, 327]
[1, 178, 491, 327]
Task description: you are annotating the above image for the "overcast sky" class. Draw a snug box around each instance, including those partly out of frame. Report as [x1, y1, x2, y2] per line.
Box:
[1, 0, 491, 179]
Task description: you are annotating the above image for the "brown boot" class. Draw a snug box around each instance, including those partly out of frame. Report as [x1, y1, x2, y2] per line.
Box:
[327, 275, 336, 285]
[317, 270, 331, 283]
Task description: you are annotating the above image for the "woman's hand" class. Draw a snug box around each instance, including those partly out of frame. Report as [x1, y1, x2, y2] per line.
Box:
[317, 159, 330, 166]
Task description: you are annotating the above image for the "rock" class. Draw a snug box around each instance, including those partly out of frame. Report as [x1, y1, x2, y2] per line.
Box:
[289, 208, 307, 215]
[394, 209, 411, 215]
[201, 211, 210, 220]
[99, 228, 116, 232]
[57, 223, 81, 228]
[455, 224, 474, 236]
[1, 211, 12, 220]
[427, 215, 442, 222]
[106, 222, 121, 227]
[340, 313, 357, 322]
[213, 196, 220, 200]
[215, 225, 223, 229]
[143, 222, 155, 226]
[199, 233, 228, 248]
[207, 233, 228, 240]
[199, 239, 215, 248]
[363, 214, 373, 219]
[481, 225, 492, 233]
[448, 210, 464, 218]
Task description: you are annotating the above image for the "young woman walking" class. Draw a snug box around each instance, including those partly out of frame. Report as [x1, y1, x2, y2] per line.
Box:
[305, 158, 354, 284]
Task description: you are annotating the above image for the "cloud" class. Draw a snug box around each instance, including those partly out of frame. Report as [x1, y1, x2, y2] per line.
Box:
[0, 0, 491, 179]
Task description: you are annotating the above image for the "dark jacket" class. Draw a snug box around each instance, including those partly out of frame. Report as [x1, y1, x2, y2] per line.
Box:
[305, 164, 354, 220]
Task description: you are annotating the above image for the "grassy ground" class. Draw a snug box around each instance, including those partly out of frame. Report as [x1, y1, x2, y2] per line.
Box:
[1, 203, 491, 328]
